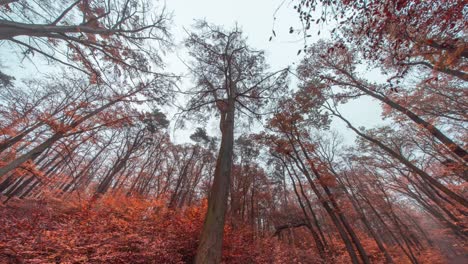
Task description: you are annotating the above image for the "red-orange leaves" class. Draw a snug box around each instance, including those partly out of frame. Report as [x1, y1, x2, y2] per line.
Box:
[318, 174, 338, 188]
[273, 138, 292, 155]
[0, 194, 301, 263]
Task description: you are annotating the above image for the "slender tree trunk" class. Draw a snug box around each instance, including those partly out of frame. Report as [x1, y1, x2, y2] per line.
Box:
[0, 132, 64, 178]
[332, 111, 468, 208]
[296, 175, 329, 249]
[195, 105, 235, 264]
[287, 165, 327, 259]
[169, 149, 195, 208]
[287, 155, 361, 264]
[0, 175, 15, 193]
[0, 122, 43, 154]
[336, 170, 395, 264]
[291, 136, 371, 264]
[0, 95, 134, 179]
[340, 175, 395, 264]
[360, 193, 420, 264]
[354, 83, 468, 163]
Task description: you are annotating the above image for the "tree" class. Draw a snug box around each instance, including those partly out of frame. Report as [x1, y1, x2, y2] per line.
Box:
[0, 72, 170, 179]
[292, 0, 466, 81]
[298, 40, 468, 164]
[0, 0, 172, 83]
[258, 86, 373, 264]
[181, 21, 288, 263]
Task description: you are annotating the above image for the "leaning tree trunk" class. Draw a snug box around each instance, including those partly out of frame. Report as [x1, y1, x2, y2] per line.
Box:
[355, 83, 468, 164]
[0, 99, 121, 179]
[333, 111, 468, 208]
[195, 104, 235, 264]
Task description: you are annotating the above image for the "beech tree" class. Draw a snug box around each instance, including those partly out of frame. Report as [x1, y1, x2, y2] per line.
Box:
[181, 21, 288, 263]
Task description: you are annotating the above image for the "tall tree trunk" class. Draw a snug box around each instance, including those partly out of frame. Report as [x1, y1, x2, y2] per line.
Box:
[295, 173, 329, 249]
[0, 132, 64, 178]
[361, 194, 420, 264]
[339, 171, 395, 264]
[195, 106, 235, 264]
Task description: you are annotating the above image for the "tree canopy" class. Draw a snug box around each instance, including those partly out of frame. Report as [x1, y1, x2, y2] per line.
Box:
[0, 1, 466, 263]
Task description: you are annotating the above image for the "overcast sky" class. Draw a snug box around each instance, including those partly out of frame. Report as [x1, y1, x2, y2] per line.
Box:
[165, 0, 385, 145]
[0, 0, 386, 146]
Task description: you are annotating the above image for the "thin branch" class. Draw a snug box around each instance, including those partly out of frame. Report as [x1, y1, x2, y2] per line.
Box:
[50, 0, 80, 25]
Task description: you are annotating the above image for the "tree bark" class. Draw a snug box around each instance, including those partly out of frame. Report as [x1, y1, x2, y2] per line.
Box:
[195, 104, 235, 264]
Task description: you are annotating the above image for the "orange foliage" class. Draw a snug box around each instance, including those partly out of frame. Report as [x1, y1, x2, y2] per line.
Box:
[0, 194, 201, 263]
[0, 195, 300, 264]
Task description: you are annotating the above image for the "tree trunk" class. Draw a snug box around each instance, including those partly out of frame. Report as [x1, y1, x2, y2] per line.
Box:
[0, 122, 43, 154]
[195, 106, 235, 264]
[292, 136, 370, 264]
[355, 83, 468, 163]
[0, 98, 125, 179]
[287, 155, 361, 264]
[287, 164, 327, 259]
[0, 132, 64, 178]
[339, 171, 394, 264]
[333, 111, 468, 208]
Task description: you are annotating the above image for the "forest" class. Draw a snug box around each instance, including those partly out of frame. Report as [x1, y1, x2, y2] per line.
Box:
[0, 0, 466, 263]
